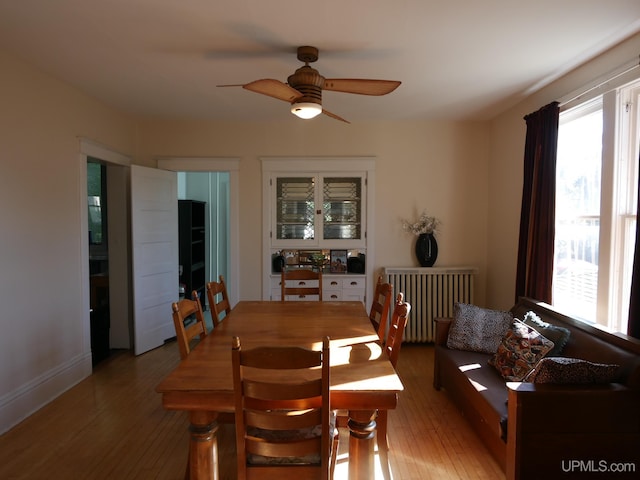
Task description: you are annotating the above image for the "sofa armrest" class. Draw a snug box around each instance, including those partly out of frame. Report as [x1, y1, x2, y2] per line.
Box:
[434, 317, 452, 346]
[506, 382, 640, 480]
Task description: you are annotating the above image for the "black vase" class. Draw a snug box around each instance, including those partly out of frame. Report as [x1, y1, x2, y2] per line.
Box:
[415, 233, 438, 267]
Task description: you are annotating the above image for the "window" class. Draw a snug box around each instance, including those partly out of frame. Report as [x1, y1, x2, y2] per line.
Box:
[87, 161, 107, 245]
[553, 79, 640, 333]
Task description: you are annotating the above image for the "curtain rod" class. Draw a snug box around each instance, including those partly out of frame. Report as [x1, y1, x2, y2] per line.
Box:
[558, 55, 640, 108]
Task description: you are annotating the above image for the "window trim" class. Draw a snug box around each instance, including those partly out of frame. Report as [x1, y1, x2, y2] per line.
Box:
[555, 78, 640, 333]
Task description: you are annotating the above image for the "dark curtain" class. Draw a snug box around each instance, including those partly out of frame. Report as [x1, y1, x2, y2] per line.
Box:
[628, 151, 640, 339]
[515, 102, 560, 303]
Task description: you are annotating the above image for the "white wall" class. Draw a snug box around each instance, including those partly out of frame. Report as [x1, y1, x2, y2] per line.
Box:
[0, 49, 135, 433]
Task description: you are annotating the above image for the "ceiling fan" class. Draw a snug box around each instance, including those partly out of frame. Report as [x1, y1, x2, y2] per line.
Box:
[218, 46, 401, 123]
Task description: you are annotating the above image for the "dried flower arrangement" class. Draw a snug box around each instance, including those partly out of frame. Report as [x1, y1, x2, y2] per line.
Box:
[401, 211, 440, 236]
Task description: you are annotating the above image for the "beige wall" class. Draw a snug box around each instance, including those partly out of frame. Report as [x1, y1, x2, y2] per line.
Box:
[136, 119, 491, 302]
[0, 49, 136, 432]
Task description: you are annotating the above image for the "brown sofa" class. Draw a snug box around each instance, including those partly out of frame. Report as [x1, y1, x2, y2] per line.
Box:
[433, 297, 640, 480]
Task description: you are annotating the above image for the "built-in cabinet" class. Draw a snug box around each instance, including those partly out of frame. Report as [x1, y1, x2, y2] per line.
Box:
[262, 158, 375, 305]
[272, 174, 365, 247]
[178, 199, 206, 305]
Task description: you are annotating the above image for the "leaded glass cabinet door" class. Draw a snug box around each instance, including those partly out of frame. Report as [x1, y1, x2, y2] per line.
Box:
[274, 176, 316, 245]
[322, 176, 364, 244]
[271, 173, 366, 248]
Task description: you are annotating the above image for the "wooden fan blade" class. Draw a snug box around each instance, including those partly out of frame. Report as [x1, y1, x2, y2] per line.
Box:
[322, 109, 350, 124]
[242, 79, 303, 102]
[323, 79, 401, 96]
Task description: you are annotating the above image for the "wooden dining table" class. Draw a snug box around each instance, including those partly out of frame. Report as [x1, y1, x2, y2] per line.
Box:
[156, 300, 404, 480]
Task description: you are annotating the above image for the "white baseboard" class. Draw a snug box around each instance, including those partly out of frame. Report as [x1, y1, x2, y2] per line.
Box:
[0, 352, 92, 434]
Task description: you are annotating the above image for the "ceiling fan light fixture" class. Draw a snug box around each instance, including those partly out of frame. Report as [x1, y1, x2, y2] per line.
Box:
[291, 102, 322, 120]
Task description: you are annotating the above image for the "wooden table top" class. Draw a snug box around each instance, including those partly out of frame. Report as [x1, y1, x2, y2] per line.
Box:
[156, 301, 404, 412]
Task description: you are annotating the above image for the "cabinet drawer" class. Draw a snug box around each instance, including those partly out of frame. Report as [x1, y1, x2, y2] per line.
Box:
[343, 290, 365, 302]
[270, 276, 283, 289]
[324, 277, 343, 290]
[285, 293, 321, 301]
[323, 290, 343, 301]
[284, 279, 320, 289]
[274, 274, 321, 290]
[343, 277, 365, 289]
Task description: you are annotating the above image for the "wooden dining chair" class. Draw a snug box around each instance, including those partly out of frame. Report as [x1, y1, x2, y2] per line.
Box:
[369, 276, 393, 342]
[173, 291, 234, 479]
[171, 292, 208, 360]
[205, 275, 232, 327]
[377, 292, 411, 480]
[232, 336, 337, 480]
[281, 268, 323, 301]
[335, 291, 410, 479]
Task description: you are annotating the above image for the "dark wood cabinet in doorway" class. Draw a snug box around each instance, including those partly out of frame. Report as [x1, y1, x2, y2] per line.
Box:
[178, 200, 206, 307]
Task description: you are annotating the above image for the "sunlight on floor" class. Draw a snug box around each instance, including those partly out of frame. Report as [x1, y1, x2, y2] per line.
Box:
[333, 430, 388, 480]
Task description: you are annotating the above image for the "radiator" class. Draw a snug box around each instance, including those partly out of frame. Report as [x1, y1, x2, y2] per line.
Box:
[384, 267, 477, 343]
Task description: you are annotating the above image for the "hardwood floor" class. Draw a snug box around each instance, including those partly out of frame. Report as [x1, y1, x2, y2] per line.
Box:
[0, 342, 504, 479]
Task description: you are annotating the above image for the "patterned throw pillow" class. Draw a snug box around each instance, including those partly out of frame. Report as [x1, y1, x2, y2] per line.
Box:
[525, 357, 621, 384]
[447, 303, 513, 354]
[522, 311, 571, 356]
[489, 319, 555, 381]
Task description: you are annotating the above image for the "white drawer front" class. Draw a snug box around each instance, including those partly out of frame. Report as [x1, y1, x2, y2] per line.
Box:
[272, 276, 320, 289]
[324, 290, 343, 301]
[285, 293, 321, 301]
[342, 290, 365, 302]
[270, 276, 282, 289]
[343, 277, 365, 289]
[325, 278, 343, 290]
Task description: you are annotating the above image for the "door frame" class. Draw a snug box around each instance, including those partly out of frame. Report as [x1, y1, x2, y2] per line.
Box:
[157, 157, 240, 307]
[79, 138, 132, 358]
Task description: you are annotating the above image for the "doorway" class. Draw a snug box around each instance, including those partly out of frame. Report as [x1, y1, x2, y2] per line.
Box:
[158, 157, 240, 309]
[79, 144, 241, 360]
[87, 160, 110, 365]
[178, 171, 230, 325]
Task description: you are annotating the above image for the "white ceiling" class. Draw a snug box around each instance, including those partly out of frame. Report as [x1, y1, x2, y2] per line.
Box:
[1, 0, 639, 123]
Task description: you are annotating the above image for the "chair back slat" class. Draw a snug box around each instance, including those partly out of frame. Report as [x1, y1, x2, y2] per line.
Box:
[281, 269, 323, 301]
[232, 336, 335, 480]
[205, 275, 232, 327]
[369, 275, 393, 341]
[385, 292, 411, 368]
[171, 293, 208, 360]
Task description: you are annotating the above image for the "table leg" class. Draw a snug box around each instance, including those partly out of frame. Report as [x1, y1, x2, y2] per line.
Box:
[347, 409, 377, 480]
[188, 411, 219, 480]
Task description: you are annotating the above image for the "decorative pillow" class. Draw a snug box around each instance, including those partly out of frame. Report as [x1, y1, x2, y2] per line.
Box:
[489, 319, 555, 381]
[447, 303, 513, 354]
[525, 357, 621, 384]
[522, 311, 571, 356]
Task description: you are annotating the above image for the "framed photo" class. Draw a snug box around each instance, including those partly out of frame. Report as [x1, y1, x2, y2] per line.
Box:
[298, 250, 322, 265]
[330, 250, 347, 273]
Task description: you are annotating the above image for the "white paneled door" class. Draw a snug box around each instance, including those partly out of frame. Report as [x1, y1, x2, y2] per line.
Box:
[131, 165, 179, 355]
